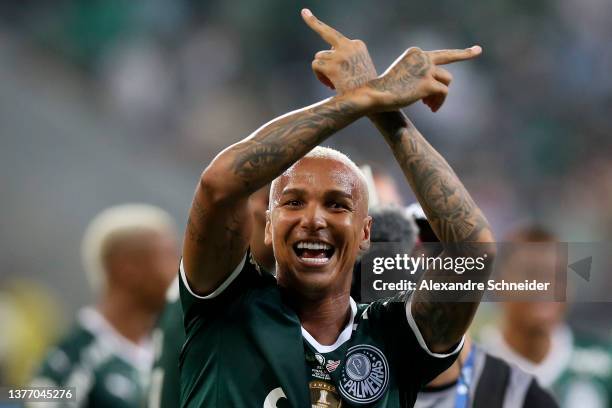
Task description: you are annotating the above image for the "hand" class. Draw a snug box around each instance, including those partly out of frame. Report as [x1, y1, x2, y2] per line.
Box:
[301, 9, 482, 113]
[368, 45, 482, 112]
[301, 9, 377, 94]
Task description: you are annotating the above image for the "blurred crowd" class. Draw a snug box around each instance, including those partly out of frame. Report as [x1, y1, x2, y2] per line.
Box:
[1, 0, 612, 406]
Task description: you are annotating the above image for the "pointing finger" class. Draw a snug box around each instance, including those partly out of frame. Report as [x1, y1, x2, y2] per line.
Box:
[301, 8, 347, 46]
[428, 45, 482, 65]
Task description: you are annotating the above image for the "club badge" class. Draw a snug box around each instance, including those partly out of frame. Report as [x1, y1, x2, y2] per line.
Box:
[338, 344, 389, 404]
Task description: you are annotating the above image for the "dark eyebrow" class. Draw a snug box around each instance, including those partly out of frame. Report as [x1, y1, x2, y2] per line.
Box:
[324, 190, 354, 201]
[280, 188, 353, 200]
[280, 188, 307, 197]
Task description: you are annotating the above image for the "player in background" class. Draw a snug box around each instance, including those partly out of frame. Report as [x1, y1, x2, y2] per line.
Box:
[179, 8, 494, 407]
[402, 217, 557, 407]
[147, 184, 275, 408]
[481, 225, 612, 407]
[30, 204, 179, 407]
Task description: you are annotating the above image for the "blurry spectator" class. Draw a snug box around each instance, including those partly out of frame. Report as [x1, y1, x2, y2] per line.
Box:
[415, 336, 557, 407]
[371, 165, 405, 207]
[481, 225, 612, 407]
[361, 164, 405, 208]
[30, 204, 179, 407]
[147, 185, 275, 408]
[351, 205, 418, 302]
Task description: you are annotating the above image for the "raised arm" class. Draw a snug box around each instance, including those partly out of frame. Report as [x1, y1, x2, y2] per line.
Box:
[303, 10, 495, 352]
[371, 111, 495, 352]
[184, 96, 367, 295]
[184, 12, 442, 295]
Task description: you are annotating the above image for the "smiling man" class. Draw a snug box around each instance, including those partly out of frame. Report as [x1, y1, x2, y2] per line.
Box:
[179, 9, 495, 408]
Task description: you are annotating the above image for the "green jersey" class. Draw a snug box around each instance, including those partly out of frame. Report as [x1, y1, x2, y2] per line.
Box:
[553, 334, 612, 407]
[179, 253, 461, 407]
[482, 324, 612, 407]
[31, 308, 153, 408]
[148, 278, 184, 408]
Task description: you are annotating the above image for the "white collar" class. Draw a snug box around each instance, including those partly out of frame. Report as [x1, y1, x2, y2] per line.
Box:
[301, 298, 358, 354]
[482, 323, 574, 387]
[78, 307, 154, 372]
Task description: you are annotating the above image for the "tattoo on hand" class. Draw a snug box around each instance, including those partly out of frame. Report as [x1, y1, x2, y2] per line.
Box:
[340, 51, 377, 90]
[369, 49, 430, 96]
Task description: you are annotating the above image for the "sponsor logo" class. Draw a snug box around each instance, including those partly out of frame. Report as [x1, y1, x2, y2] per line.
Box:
[338, 345, 389, 405]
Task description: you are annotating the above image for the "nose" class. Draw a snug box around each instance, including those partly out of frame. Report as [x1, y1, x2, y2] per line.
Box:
[299, 202, 327, 232]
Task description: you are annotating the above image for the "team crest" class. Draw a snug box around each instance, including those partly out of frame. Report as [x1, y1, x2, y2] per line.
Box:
[338, 345, 389, 404]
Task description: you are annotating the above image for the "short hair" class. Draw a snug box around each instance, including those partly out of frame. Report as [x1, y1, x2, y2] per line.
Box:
[498, 224, 558, 271]
[81, 204, 176, 293]
[370, 206, 418, 250]
[269, 146, 368, 209]
[351, 205, 418, 301]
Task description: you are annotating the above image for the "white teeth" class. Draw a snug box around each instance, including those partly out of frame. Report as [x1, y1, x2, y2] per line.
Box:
[296, 241, 332, 250]
[299, 257, 330, 264]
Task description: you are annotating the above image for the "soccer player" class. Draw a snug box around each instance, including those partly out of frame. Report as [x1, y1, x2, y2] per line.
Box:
[147, 185, 275, 408]
[415, 335, 558, 408]
[179, 9, 495, 407]
[31, 204, 179, 407]
[481, 226, 612, 407]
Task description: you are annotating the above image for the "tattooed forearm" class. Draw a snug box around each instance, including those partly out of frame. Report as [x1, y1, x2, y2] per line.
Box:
[375, 111, 490, 243]
[227, 98, 361, 192]
[371, 111, 494, 351]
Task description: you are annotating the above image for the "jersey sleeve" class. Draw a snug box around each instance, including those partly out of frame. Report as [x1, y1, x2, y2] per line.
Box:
[179, 252, 260, 334]
[364, 293, 463, 390]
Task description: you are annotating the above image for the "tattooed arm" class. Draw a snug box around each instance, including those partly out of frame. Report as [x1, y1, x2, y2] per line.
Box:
[303, 10, 494, 352]
[372, 111, 495, 353]
[184, 95, 368, 295]
[184, 9, 474, 296]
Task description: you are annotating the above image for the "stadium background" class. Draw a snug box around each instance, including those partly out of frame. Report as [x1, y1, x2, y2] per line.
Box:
[1, 0, 611, 387]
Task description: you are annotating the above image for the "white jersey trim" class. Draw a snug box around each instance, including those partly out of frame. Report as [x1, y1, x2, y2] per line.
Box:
[302, 298, 357, 354]
[480, 323, 573, 387]
[405, 299, 465, 358]
[165, 275, 180, 302]
[78, 307, 154, 372]
[180, 255, 246, 300]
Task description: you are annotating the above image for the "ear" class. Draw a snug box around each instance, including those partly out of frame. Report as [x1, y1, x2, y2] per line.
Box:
[264, 209, 272, 246]
[359, 215, 372, 252]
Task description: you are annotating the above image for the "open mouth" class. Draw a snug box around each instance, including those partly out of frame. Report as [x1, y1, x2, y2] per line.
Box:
[293, 240, 336, 265]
